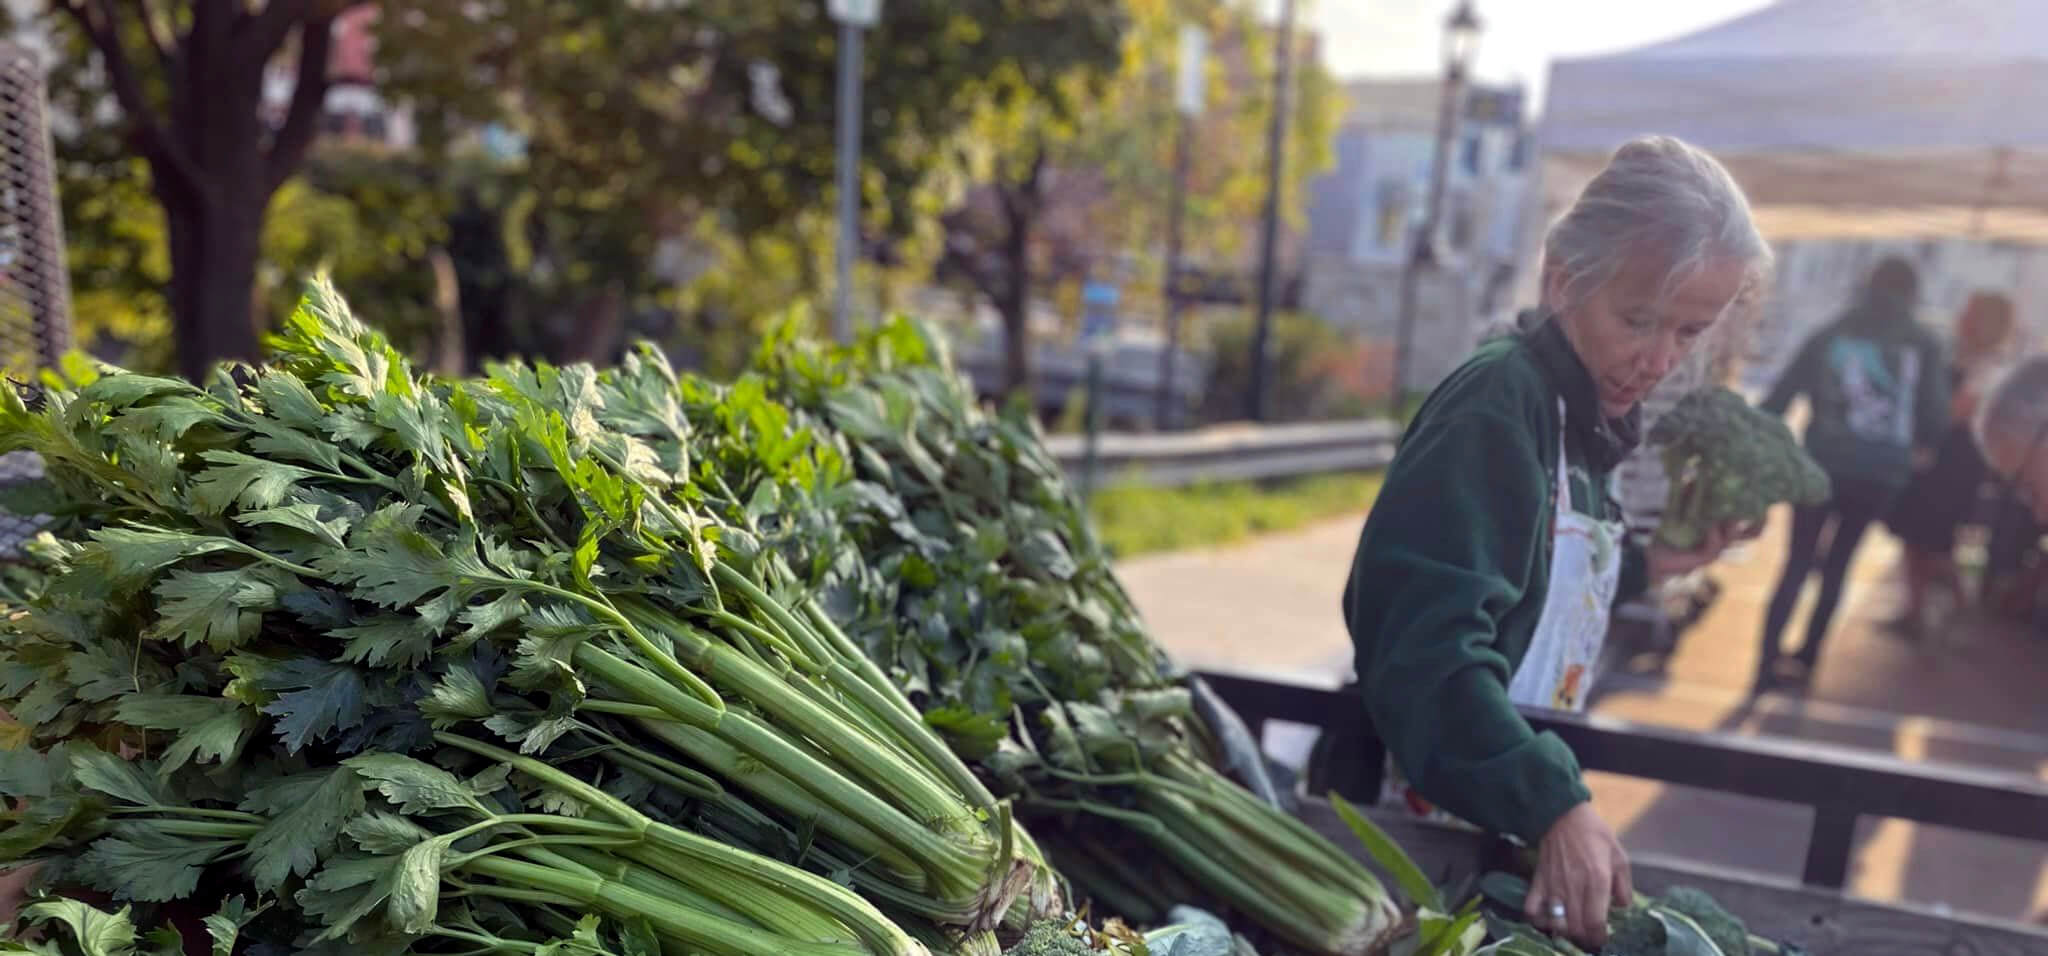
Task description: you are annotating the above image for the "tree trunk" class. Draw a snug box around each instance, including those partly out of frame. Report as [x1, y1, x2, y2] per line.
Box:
[553, 282, 627, 365]
[427, 247, 465, 376]
[999, 198, 1033, 399]
[160, 182, 265, 382]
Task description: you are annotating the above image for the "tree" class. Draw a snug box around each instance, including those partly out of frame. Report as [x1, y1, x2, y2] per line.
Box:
[938, 0, 1339, 399]
[372, 0, 1124, 370]
[937, 84, 1114, 395]
[36, 0, 367, 380]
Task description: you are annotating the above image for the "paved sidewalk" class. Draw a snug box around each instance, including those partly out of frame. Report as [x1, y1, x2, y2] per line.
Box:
[1118, 507, 2048, 924]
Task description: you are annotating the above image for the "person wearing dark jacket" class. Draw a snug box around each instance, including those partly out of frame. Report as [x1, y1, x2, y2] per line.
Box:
[1340, 136, 1771, 950]
[1754, 257, 1949, 693]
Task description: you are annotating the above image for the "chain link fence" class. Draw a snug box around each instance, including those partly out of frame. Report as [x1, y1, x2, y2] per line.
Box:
[0, 41, 73, 557]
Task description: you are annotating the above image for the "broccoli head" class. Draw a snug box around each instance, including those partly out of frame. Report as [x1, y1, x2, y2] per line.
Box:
[1005, 918, 1100, 956]
[1602, 907, 1666, 955]
[1648, 387, 1831, 551]
[1655, 886, 1750, 956]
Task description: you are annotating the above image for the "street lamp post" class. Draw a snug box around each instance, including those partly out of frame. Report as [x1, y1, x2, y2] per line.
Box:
[828, 0, 882, 343]
[1389, 1, 1481, 413]
[1245, 0, 1297, 423]
[1155, 24, 1205, 431]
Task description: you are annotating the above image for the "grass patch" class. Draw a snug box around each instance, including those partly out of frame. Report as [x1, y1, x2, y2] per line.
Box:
[1088, 470, 1386, 559]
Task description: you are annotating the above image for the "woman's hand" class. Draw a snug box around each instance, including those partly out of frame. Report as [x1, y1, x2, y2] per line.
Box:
[1525, 802, 1631, 948]
[1646, 518, 1759, 583]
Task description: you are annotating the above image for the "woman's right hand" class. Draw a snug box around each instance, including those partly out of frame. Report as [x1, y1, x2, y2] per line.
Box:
[1524, 802, 1632, 948]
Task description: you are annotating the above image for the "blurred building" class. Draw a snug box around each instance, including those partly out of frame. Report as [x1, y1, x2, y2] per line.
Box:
[259, 6, 414, 150]
[1299, 77, 1537, 393]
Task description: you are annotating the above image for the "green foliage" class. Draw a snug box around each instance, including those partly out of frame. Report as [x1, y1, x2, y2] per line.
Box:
[0, 277, 1038, 954]
[1467, 870, 1792, 956]
[941, 0, 1341, 396]
[262, 150, 455, 360]
[368, 0, 1125, 374]
[1331, 791, 1442, 914]
[749, 319, 1402, 955]
[1194, 311, 1366, 426]
[45, 142, 449, 375]
[1649, 387, 1832, 550]
[1087, 472, 1382, 558]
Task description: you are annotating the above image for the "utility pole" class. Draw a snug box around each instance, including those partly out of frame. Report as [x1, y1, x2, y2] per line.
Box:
[1156, 24, 1205, 431]
[828, 0, 883, 343]
[1390, 1, 1481, 408]
[1245, 0, 1296, 422]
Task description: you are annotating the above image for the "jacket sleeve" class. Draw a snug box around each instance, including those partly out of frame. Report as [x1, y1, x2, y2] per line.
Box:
[1343, 407, 1591, 845]
[1761, 331, 1823, 416]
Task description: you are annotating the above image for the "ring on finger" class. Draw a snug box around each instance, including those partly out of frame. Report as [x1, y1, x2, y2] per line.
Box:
[1547, 900, 1567, 925]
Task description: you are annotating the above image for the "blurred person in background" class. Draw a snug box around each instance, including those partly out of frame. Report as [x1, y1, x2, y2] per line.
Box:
[1974, 355, 2048, 627]
[1754, 257, 1948, 694]
[1340, 135, 1770, 949]
[1975, 356, 2048, 524]
[1882, 290, 2017, 638]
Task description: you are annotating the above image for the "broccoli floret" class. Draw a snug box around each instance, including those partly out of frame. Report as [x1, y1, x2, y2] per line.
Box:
[1656, 886, 1750, 956]
[1602, 907, 1666, 955]
[1649, 387, 1831, 551]
[1005, 918, 1098, 956]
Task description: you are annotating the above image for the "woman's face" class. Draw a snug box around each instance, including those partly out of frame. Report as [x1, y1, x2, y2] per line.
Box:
[1549, 256, 1749, 419]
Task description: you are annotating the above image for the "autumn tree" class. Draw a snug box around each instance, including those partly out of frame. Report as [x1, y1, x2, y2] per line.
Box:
[373, 1, 1125, 370]
[939, 0, 1339, 398]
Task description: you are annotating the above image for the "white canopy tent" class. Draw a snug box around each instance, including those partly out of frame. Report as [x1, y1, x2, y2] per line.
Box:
[1541, 0, 2048, 241]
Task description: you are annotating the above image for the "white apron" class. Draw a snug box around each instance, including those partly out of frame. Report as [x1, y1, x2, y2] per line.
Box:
[1381, 399, 1629, 823]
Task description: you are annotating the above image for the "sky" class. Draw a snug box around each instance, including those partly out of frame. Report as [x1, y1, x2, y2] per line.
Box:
[1262, 0, 1776, 111]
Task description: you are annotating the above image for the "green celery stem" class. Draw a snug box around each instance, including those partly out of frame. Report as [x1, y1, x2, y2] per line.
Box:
[623, 715, 926, 887]
[435, 733, 921, 954]
[459, 855, 884, 956]
[608, 610, 984, 847]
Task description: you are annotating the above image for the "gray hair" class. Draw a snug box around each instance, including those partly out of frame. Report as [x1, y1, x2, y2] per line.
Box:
[1974, 355, 2048, 456]
[1542, 135, 1774, 317]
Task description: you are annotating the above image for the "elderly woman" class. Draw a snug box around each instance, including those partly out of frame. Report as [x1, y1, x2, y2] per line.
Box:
[1340, 136, 1771, 948]
[1975, 356, 2048, 522]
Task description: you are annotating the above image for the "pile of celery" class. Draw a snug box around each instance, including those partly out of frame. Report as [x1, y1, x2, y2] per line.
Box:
[0, 279, 1033, 954]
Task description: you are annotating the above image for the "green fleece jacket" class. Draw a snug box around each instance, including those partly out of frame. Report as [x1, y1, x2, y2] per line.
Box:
[1341, 318, 1649, 844]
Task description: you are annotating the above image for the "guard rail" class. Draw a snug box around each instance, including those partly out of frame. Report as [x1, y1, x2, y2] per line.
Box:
[1043, 419, 1400, 488]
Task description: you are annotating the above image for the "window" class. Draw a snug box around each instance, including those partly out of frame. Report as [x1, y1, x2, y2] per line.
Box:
[1460, 134, 1483, 176]
[363, 113, 388, 140]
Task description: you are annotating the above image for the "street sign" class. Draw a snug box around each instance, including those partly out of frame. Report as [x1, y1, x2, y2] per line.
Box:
[1081, 280, 1119, 343]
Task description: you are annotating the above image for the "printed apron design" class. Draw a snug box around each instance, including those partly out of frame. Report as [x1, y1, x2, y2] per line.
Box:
[1380, 400, 1628, 826]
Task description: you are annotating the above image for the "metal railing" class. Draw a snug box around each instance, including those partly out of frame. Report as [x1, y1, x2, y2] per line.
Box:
[1045, 419, 1400, 488]
[1195, 669, 2048, 891]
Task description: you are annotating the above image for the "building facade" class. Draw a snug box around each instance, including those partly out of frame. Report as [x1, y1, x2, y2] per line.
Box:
[1300, 77, 1536, 394]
